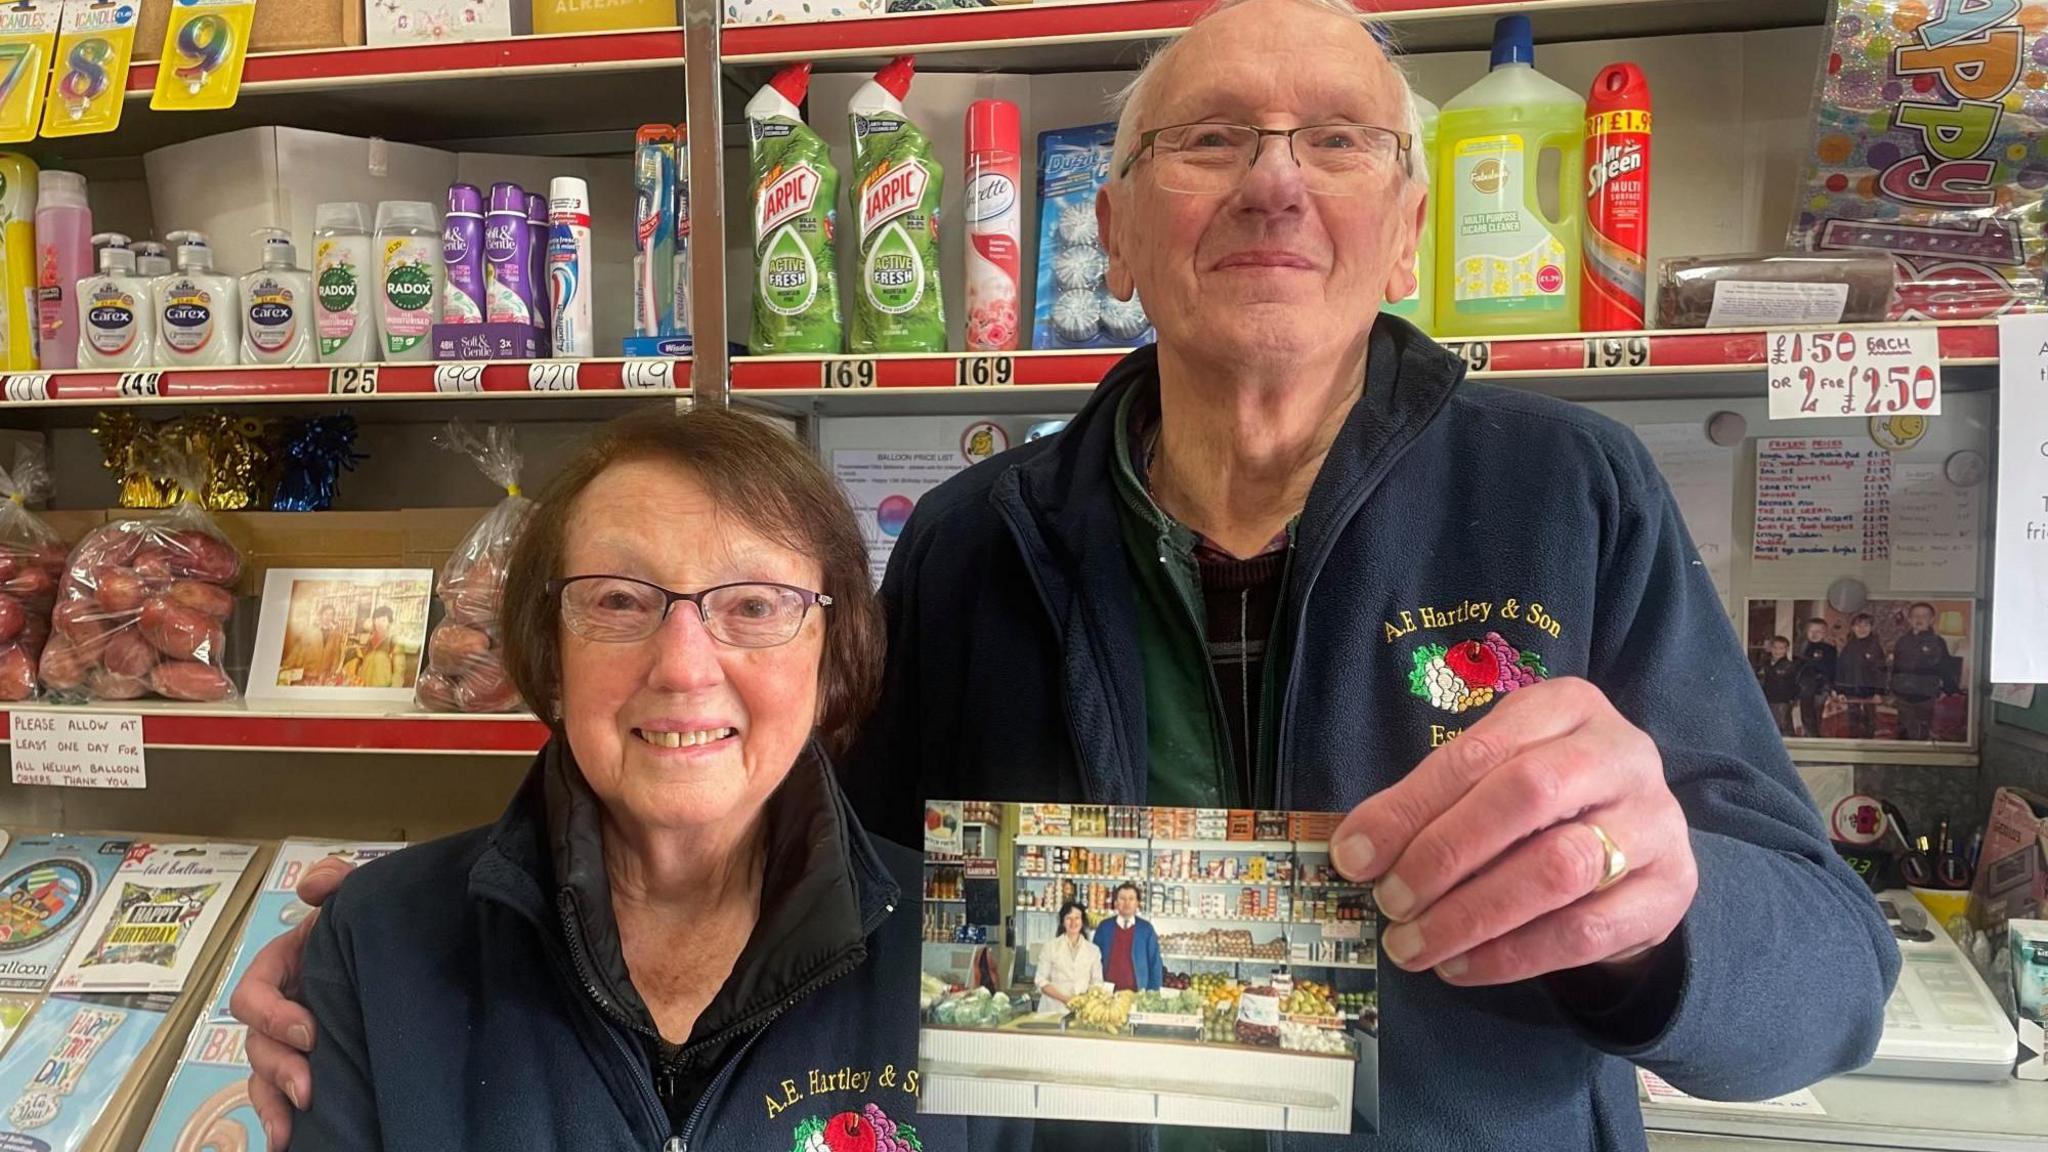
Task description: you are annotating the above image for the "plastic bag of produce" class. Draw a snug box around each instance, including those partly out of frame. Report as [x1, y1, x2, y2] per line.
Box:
[0, 448, 71, 701]
[41, 450, 241, 704]
[416, 423, 532, 714]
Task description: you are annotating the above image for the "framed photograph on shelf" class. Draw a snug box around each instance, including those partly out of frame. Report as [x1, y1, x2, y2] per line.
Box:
[1744, 597, 1977, 750]
[246, 569, 435, 712]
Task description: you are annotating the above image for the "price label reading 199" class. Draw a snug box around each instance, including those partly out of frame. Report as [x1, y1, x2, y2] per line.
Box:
[1766, 327, 1942, 421]
[820, 360, 877, 389]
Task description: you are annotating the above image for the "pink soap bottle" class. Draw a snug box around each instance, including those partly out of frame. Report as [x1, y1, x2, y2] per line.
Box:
[35, 171, 92, 370]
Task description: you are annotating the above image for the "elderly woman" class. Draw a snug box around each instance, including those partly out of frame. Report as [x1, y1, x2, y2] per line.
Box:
[259, 409, 1013, 1151]
[1032, 901, 1104, 1011]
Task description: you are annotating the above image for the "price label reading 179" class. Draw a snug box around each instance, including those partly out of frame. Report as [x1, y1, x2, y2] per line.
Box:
[1766, 327, 1943, 421]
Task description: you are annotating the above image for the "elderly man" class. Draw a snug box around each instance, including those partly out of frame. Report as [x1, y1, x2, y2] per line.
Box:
[845, 0, 1897, 1143]
[234, 0, 1896, 1148]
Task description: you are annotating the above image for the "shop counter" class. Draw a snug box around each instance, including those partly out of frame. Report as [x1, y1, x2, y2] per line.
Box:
[919, 1021, 1376, 1134]
[1644, 1071, 2048, 1151]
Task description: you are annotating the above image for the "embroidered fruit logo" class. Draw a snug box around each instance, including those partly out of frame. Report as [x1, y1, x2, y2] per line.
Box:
[1409, 632, 1548, 715]
[794, 1104, 923, 1152]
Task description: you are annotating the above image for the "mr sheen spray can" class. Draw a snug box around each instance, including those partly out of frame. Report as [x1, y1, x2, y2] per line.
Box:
[1582, 63, 1651, 332]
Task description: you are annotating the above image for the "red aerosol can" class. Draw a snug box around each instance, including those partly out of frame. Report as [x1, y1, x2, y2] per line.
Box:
[1583, 63, 1651, 331]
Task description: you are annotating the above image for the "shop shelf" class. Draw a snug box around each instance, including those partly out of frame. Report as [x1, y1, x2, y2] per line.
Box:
[721, 0, 1831, 70]
[729, 322, 2001, 418]
[1149, 877, 1295, 888]
[1017, 871, 1143, 882]
[1013, 833, 1141, 849]
[0, 360, 694, 428]
[0, 701, 547, 756]
[130, 29, 686, 95]
[1150, 838, 1295, 853]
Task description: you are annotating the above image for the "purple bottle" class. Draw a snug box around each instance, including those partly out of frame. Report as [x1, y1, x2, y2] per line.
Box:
[485, 182, 537, 327]
[526, 191, 552, 353]
[442, 184, 486, 325]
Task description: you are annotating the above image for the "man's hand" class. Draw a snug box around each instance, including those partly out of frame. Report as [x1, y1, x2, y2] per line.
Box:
[1331, 678, 1697, 986]
[228, 856, 356, 1150]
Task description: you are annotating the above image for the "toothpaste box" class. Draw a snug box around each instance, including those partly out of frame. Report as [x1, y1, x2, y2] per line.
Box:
[1031, 122, 1155, 351]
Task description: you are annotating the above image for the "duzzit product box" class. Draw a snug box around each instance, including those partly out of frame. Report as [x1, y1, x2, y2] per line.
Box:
[1030, 122, 1153, 350]
[2014, 918, 2047, 1081]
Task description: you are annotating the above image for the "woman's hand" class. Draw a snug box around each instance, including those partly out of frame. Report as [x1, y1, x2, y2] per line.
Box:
[1040, 987, 1068, 1006]
[229, 856, 357, 1149]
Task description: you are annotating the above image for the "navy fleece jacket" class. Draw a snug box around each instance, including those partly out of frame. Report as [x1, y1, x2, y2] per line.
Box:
[843, 316, 1900, 1151]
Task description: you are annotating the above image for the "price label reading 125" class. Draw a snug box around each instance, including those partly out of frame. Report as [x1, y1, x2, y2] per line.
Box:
[1767, 327, 1942, 421]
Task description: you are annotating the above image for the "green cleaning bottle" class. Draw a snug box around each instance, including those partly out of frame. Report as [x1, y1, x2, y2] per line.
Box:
[849, 55, 945, 353]
[1435, 15, 1585, 338]
[1386, 92, 1438, 335]
[748, 62, 843, 354]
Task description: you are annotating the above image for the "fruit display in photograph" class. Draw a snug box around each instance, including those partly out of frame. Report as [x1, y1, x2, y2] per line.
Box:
[1065, 987, 1135, 1035]
[1283, 981, 1335, 1017]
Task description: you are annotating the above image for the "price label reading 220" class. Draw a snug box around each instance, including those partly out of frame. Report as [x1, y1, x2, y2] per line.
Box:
[1766, 327, 1942, 420]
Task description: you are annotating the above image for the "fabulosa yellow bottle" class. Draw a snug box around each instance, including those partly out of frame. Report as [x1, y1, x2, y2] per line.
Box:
[1434, 16, 1584, 339]
[0, 153, 38, 369]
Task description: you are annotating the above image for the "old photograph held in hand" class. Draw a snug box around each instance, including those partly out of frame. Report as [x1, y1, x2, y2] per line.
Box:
[917, 801, 1379, 1135]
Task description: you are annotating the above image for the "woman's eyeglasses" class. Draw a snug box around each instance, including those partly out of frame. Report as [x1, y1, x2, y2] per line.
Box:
[548, 575, 831, 649]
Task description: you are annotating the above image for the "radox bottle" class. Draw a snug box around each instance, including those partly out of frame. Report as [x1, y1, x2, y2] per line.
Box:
[848, 56, 944, 353]
[747, 62, 841, 354]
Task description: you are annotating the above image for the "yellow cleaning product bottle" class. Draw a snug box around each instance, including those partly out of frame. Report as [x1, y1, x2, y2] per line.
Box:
[1435, 15, 1584, 339]
[1386, 92, 1437, 334]
[0, 153, 38, 370]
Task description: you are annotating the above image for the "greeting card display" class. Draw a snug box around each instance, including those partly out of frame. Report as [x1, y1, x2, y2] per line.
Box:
[0, 996, 162, 1152]
[50, 842, 255, 997]
[0, 835, 130, 994]
[137, 1019, 258, 1152]
[207, 839, 403, 1021]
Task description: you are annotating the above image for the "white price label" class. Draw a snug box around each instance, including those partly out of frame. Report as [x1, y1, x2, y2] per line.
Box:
[954, 355, 1015, 388]
[1321, 920, 1364, 941]
[621, 359, 675, 391]
[3, 374, 49, 403]
[528, 361, 581, 393]
[328, 365, 379, 396]
[1444, 341, 1492, 373]
[10, 711, 146, 789]
[1767, 327, 1942, 420]
[434, 363, 485, 393]
[820, 359, 877, 389]
[116, 371, 163, 399]
[1583, 335, 1650, 370]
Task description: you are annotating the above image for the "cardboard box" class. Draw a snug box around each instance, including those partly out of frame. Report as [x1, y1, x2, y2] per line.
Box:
[136, 0, 364, 59]
[364, 0, 515, 46]
[208, 508, 492, 597]
[145, 127, 459, 279]
[1968, 787, 2048, 934]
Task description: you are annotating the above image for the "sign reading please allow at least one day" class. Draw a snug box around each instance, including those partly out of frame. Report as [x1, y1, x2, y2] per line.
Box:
[9, 711, 145, 789]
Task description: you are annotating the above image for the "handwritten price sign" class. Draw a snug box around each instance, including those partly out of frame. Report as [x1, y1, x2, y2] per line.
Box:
[1767, 327, 1942, 420]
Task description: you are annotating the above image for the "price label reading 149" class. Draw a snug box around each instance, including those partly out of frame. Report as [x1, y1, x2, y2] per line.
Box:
[1766, 327, 1942, 421]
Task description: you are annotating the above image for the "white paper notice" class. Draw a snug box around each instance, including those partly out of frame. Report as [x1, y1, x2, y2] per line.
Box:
[1638, 1070, 1826, 1115]
[9, 711, 145, 789]
[833, 450, 969, 585]
[1994, 314, 2048, 682]
[1635, 423, 1736, 605]
[1888, 461, 1980, 593]
[1766, 327, 1942, 421]
[1991, 682, 2038, 709]
[1753, 438, 1892, 585]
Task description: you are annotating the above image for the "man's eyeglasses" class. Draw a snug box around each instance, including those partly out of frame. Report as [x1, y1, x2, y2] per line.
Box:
[548, 575, 831, 648]
[1118, 122, 1413, 196]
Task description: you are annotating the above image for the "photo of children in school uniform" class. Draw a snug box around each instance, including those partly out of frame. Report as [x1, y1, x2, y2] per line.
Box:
[1745, 599, 1972, 745]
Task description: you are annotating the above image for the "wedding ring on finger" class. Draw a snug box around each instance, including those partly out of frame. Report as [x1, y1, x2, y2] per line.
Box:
[1584, 822, 1629, 891]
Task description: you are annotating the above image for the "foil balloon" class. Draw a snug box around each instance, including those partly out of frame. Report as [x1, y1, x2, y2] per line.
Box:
[1788, 0, 2048, 319]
